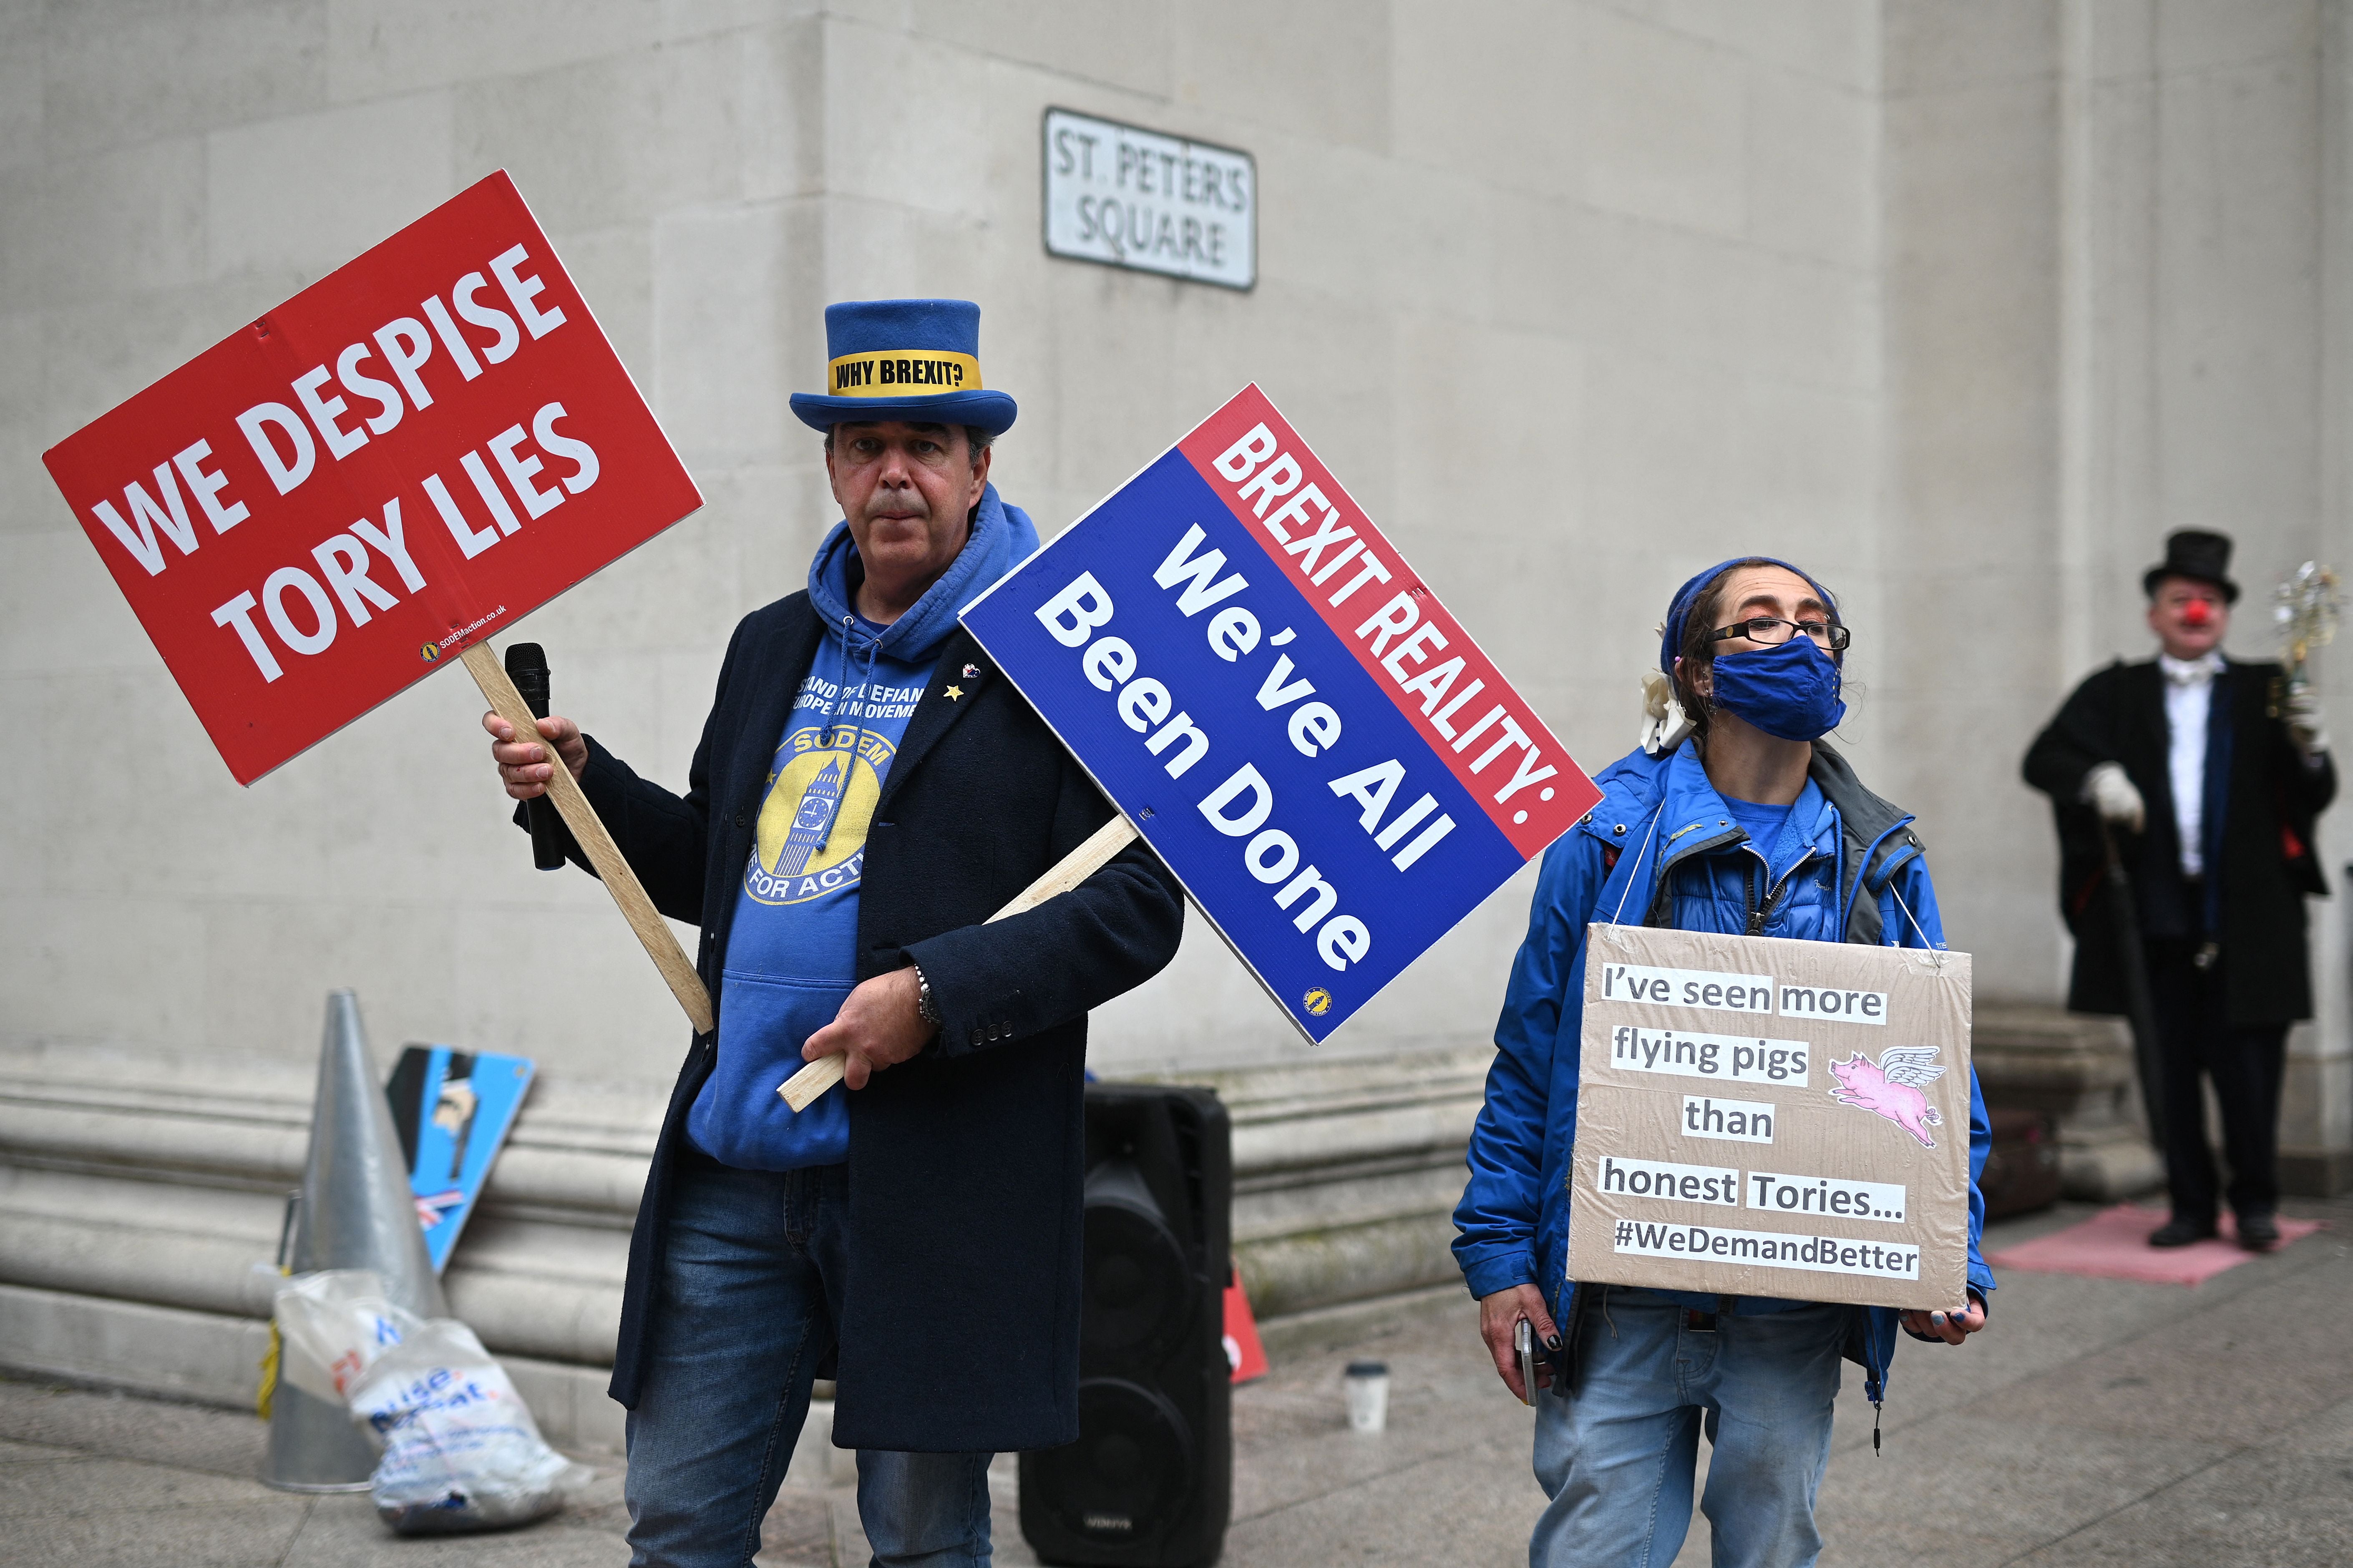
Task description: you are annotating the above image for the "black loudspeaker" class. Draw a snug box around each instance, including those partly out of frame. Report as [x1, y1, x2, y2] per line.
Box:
[1021, 1083, 1233, 1568]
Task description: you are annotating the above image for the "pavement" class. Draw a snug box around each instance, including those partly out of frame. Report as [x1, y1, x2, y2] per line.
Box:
[1, 1194, 2345, 1567]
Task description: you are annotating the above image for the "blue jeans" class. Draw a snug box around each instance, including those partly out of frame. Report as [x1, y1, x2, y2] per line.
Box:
[623, 1156, 994, 1568]
[1531, 1289, 1846, 1568]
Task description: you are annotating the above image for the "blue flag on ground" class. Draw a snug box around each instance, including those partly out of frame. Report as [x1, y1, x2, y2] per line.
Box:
[386, 1045, 534, 1272]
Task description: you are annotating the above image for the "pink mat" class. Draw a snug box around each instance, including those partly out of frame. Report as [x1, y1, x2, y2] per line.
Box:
[1988, 1204, 2325, 1286]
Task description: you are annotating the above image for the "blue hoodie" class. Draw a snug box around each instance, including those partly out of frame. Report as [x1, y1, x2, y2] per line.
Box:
[686, 484, 1041, 1169]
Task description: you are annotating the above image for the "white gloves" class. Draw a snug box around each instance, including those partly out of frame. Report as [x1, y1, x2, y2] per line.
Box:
[2082, 761, 2145, 832]
[2283, 682, 2329, 757]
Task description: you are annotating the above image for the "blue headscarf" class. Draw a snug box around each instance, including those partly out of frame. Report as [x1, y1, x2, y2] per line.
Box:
[1658, 556, 1840, 676]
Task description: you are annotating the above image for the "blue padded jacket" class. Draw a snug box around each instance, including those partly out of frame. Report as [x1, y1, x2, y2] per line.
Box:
[1452, 739, 1997, 1402]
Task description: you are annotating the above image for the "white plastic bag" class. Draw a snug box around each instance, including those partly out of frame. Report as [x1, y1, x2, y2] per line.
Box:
[271, 1269, 419, 1404]
[271, 1271, 586, 1533]
[346, 1317, 590, 1534]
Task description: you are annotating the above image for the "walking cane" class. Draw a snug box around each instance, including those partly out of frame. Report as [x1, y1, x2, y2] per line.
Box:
[2096, 819, 2168, 1157]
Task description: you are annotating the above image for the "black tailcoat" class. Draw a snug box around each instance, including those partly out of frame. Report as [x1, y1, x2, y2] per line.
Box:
[2022, 658, 2333, 1026]
[531, 591, 1183, 1452]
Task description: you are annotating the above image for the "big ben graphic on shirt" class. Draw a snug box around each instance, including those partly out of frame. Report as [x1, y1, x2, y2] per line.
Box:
[742, 673, 926, 906]
[777, 753, 850, 877]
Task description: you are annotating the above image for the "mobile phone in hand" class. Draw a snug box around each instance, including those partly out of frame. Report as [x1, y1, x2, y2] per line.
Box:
[1514, 1317, 1537, 1406]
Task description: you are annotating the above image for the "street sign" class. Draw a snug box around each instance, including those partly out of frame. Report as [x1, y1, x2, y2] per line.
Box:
[43, 170, 702, 784]
[1042, 108, 1255, 290]
[960, 385, 1600, 1042]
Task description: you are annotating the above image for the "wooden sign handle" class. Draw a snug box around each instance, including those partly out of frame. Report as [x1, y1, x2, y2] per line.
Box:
[777, 814, 1143, 1111]
[463, 642, 715, 1035]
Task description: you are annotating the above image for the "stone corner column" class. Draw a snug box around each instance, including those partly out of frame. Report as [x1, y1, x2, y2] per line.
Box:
[2279, 1018, 2353, 1197]
[1973, 999, 2164, 1201]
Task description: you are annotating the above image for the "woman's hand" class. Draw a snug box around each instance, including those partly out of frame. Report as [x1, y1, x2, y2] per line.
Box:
[1478, 1283, 1560, 1400]
[1899, 1291, 1987, 1345]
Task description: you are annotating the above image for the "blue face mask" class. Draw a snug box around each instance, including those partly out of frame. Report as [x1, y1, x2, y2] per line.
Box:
[1709, 637, 1846, 742]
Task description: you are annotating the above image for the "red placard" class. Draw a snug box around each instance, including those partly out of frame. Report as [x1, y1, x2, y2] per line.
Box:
[1175, 387, 1597, 856]
[42, 171, 702, 784]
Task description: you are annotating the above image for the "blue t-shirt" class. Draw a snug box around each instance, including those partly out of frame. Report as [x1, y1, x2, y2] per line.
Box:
[686, 638, 936, 1169]
[1721, 794, 1800, 877]
[1637, 788, 1809, 1317]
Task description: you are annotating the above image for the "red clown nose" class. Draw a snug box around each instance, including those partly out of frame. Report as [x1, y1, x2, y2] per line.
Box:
[2182, 599, 2215, 628]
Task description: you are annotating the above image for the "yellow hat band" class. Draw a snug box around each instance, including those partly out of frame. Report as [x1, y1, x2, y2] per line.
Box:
[826, 350, 981, 397]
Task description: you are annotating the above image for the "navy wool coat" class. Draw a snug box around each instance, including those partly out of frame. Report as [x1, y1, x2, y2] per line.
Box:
[528, 590, 1184, 1452]
[2023, 658, 2334, 1026]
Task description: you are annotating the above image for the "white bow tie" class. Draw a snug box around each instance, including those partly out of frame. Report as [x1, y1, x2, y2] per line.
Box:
[2160, 653, 2222, 686]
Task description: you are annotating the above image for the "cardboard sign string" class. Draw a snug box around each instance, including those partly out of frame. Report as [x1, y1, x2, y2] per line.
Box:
[1596, 804, 1944, 968]
[1888, 879, 1945, 966]
[1601, 806, 1667, 935]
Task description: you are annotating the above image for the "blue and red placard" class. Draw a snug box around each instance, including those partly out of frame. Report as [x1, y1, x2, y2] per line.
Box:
[960, 385, 1601, 1042]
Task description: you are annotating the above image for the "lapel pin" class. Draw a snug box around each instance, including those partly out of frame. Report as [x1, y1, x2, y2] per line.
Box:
[963, 663, 981, 678]
[945, 684, 964, 701]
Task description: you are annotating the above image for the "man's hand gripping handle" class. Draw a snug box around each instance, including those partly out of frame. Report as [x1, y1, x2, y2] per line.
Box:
[777, 814, 1143, 1110]
[470, 642, 715, 1035]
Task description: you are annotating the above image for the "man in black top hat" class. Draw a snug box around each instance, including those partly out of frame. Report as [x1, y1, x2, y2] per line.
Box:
[2024, 530, 2334, 1249]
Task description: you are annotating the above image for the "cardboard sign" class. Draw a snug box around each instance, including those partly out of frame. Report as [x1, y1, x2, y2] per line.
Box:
[386, 1044, 534, 1274]
[1565, 924, 1973, 1311]
[42, 171, 702, 784]
[959, 385, 1601, 1041]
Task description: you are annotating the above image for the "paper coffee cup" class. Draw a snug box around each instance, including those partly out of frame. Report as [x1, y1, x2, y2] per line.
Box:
[1344, 1360, 1390, 1433]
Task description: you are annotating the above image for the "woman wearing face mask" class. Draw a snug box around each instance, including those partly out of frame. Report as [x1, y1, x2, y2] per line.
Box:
[1452, 558, 1996, 1568]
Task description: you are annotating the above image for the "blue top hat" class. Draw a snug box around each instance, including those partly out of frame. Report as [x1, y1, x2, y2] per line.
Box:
[788, 299, 1018, 436]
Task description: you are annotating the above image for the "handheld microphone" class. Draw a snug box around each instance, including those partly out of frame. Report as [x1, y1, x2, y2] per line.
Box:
[503, 643, 567, 871]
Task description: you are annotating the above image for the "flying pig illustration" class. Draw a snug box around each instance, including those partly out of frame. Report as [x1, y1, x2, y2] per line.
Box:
[1828, 1047, 1946, 1148]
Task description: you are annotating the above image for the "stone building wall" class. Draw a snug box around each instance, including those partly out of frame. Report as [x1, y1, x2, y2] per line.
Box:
[1, 0, 2346, 1157]
[1881, 0, 2351, 1173]
[2, 1, 1886, 1078]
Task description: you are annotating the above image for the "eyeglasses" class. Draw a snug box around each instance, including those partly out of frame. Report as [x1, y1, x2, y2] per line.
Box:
[1711, 617, 1851, 652]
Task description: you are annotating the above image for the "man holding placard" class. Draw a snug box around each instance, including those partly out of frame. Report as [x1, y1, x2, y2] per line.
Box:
[487, 300, 1182, 1566]
[1454, 558, 1996, 1568]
